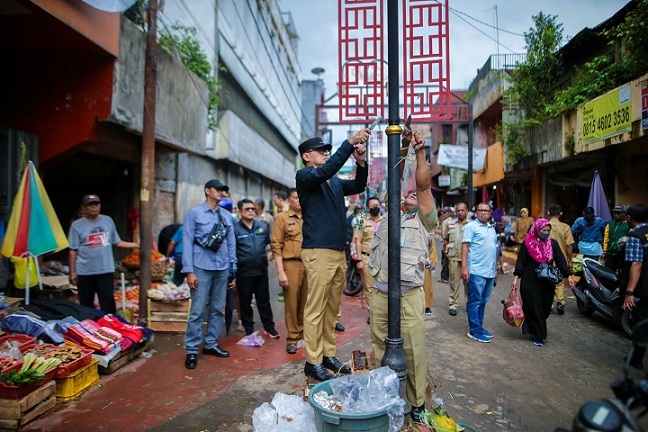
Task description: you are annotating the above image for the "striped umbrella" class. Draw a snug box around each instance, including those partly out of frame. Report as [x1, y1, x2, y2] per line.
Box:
[1, 161, 69, 303]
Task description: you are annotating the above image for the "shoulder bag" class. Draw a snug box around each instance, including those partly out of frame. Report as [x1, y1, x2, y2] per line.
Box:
[535, 262, 562, 285]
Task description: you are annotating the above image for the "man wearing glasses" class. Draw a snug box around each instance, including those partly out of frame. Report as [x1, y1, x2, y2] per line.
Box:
[182, 179, 237, 369]
[234, 198, 278, 338]
[461, 203, 499, 343]
[296, 130, 370, 382]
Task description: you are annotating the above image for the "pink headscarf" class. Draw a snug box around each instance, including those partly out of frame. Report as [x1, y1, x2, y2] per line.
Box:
[525, 218, 554, 264]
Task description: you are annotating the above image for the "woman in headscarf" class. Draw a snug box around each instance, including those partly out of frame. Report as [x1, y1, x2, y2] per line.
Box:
[512, 219, 574, 346]
[513, 208, 534, 247]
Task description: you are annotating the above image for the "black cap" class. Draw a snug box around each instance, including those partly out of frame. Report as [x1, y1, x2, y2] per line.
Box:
[612, 205, 626, 213]
[81, 194, 101, 205]
[298, 137, 332, 155]
[204, 179, 229, 192]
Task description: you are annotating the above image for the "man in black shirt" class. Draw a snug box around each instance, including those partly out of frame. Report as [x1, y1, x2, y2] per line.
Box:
[234, 198, 278, 338]
[297, 130, 369, 381]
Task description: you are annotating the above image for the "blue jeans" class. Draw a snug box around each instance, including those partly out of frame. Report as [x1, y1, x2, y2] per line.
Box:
[466, 274, 494, 336]
[184, 267, 228, 354]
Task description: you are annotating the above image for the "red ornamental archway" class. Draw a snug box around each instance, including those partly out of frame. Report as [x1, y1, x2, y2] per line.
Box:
[338, 0, 451, 124]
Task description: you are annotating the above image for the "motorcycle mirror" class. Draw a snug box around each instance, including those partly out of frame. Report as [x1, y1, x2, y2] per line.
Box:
[633, 318, 648, 348]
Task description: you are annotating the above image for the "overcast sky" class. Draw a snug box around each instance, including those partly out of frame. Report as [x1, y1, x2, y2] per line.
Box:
[279, 0, 629, 97]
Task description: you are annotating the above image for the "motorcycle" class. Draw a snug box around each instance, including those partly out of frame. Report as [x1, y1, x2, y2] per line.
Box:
[572, 257, 636, 337]
[344, 256, 364, 297]
[555, 318, 648, 431]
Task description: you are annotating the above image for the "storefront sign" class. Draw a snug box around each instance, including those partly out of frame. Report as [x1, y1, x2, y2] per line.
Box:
[641, 79, 648, 131]
[438, 175, 450, 187]
[582, 85, 632, 145]
[437, 144, 487, 171]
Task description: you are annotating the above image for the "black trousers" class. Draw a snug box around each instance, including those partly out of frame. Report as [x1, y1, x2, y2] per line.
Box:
[172, 252, 185, 286]
[440, 254, 449, 281]
[630, 300, 648, 368]
[237, 273, 275, 335]
[77, 273, 116, 314]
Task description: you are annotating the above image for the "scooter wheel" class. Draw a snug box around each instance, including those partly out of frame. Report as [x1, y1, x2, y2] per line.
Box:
[621, 309, 635, 338]
[576, 298, 595, 316]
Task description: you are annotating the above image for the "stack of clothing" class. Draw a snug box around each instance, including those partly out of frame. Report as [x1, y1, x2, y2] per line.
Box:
[66, 320, 123, 354]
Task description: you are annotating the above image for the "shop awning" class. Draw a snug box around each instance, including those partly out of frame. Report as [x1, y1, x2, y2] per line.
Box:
[473, 142, 505, 188]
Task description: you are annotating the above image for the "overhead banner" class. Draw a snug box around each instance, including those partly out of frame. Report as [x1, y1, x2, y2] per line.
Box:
[582, 85, 632, 145]
[437, 144, 487, 171]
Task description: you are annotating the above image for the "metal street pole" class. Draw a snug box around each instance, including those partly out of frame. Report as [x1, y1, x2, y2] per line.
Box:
[468, 102, 474, 210]
[382, 0, 408, 410]
[139, 0, 158, 325]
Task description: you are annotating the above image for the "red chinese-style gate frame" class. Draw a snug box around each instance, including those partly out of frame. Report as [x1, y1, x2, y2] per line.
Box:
[335, 0, 457, 126]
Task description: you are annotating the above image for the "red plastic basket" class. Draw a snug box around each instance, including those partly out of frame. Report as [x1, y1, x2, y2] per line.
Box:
[0, 335, 37, 354]
[0, 369, 55, 400]
[53, 348, 94, 379]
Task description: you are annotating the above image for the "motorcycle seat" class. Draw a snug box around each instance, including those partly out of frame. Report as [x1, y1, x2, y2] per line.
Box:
[588, 261, 618, 283]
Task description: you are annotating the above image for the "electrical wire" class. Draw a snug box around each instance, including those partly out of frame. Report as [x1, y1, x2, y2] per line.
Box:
[449, 6, 524, 37]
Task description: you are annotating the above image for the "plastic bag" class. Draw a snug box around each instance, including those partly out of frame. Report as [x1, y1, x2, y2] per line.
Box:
[252, 392, 316, 432]
[10, 256, 38, 289]
[237, 331, 265, 347]
[502, 286, 524, 327]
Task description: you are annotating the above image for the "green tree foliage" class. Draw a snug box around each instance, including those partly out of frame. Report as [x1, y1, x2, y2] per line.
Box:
[605, 0, 648, 80]
[159, 24, 220, 130]
[508, 13, 563, 121]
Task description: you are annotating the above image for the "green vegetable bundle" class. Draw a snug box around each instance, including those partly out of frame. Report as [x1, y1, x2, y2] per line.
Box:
[0, 353, 61, 386]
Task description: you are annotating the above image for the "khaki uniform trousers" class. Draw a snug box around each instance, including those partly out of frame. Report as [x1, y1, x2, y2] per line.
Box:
[284, 260, 308, 344]
[301, 248, 346, 364]
[370, 287, 427, 407]
[423, 267, 435, 308]
[553, 281, 565, 305]
[448, 259, 467, 310]
[360, 254, 374, 311]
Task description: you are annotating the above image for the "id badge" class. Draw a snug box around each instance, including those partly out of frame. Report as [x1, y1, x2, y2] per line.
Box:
[400, 232, 406, 247]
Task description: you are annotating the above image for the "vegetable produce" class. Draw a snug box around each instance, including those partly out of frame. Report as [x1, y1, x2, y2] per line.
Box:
[0, 353, 61, 386]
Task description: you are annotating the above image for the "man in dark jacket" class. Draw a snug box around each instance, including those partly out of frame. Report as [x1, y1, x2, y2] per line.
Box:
[234, 198, 278, 338]
[297, 130, 369, 381]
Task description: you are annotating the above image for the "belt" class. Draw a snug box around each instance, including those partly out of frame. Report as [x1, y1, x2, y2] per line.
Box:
[283, 258, 302, 262]
[362, 252, 370, 256]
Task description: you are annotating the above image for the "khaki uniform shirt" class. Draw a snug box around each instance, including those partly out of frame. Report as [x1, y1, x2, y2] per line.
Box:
[270, 209, 302, 260]
[442, 217, 470, 261]
[356, 216, 384, 254]
[549, 217, 574, 260]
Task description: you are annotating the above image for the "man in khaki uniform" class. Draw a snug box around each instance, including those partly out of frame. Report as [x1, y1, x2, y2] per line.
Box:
[271, 188, 308, 354]
[547, 204, 574, 314]
[354, 197, 383, 323]
[368, 130, 437, 423]
[442, 202, 470, 316]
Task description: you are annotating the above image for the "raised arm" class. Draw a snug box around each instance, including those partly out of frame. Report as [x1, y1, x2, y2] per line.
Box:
[413, 131, 434, 215]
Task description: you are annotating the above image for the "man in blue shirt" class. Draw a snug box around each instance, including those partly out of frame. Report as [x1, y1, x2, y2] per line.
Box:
[297, 130, 369, 382]
[182, 179, 237, 370]
[461, 202, 499, 343]
[571, 207, 606, 260]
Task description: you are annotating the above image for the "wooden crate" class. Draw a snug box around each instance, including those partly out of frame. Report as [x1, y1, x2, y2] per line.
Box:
[0, 381, 56, 430]
[147, 299, 190, 333]
[99, 339, 152, 375]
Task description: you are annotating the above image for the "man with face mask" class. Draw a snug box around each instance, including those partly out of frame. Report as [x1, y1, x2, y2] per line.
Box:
[367, 130, 437, 423]
[571, 207, 606, 260]
[353, 197, 383, 324]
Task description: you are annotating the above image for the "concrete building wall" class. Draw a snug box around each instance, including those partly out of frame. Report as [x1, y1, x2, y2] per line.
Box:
[110, 18, 208, 154]
[301, 79, 325, 139]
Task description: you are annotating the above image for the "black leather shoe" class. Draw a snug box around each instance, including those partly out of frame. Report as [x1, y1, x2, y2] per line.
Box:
[335, 322, 345, 332]
[323, 356, 351, 374]
[203, 345, 230, 358]
[185, 354, 197, 369]
[556, 302, 565, 315]
[304, 362, 334, 381]
[411, 403, 426, 423]
[449, 309, 457, 316]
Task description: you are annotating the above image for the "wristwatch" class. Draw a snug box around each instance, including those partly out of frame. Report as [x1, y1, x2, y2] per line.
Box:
[625, 290, 634, 296]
